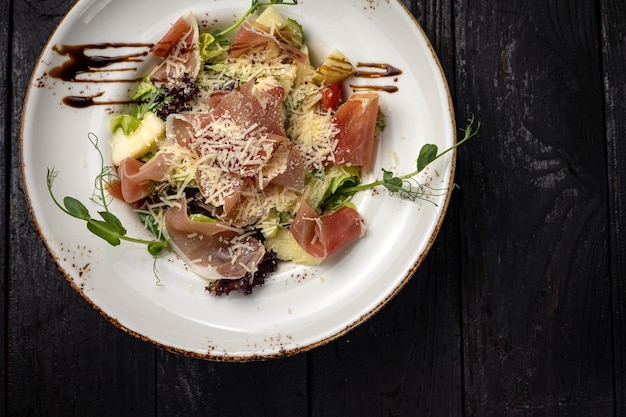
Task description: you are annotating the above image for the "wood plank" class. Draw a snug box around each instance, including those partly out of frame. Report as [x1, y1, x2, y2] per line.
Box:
[0, 0, 11, 414]
[309, 1, 463, 415]
[8, 1, 157, 415]
[156, 352, 308, 416]
[403, 0, 457, 83]
[454, 0, 614, 414]
[600, 1, 626, 415]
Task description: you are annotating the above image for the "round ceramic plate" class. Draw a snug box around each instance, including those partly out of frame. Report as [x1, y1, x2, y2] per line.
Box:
[21, 0, 455, 360]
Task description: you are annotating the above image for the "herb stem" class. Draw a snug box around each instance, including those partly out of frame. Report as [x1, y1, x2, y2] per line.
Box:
[118, 234, 163, 246]
[46, 168, 74, 217]
[47, 135, 169, 257]
[217, 0, 298, 37]
[339, 114, 480, 195]
[339, 179, 384, 194]
[88, 133, 110, 212]
[394, 115, 480, 181]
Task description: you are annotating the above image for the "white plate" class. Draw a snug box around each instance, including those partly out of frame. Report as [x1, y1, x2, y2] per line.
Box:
[21, 0, 455, 360]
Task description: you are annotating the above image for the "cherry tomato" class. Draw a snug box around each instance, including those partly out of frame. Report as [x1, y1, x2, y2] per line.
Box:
[321, 82, 343, 111]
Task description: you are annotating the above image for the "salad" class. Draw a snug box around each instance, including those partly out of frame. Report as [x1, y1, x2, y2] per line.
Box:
[103, 2, 382, 295]
[47, 1, 479, 296]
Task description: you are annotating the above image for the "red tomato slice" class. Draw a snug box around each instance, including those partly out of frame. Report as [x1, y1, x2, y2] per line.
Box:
[321, 82, 343, 111]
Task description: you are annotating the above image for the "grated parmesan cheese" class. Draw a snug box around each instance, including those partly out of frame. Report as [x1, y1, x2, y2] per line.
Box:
[287, 108, 339, 171]
[120, 12, 366, 275]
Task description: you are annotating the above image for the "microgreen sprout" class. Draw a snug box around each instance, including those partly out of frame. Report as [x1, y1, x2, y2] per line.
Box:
[338, 114, 481, 200]
[46, 134, 169, 257]
[87, 133, 116, 211]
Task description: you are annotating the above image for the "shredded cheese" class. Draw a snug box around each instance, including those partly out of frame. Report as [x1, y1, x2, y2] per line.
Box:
[121, 14, 363, 278]
[287, 107, 339, 170]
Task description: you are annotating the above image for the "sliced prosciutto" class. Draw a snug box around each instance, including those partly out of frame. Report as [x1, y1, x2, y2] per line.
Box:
[118, 153, 172, 203]
[167, 79, 286, 147]
[149, 12, 201, 84]
[290, 200, 366, 259]
[267, 145, 305, 191]
[211, 78, 287, 137]
[332, 92, 380, 175]
[163, 79, 304, 224]
[164, 198, 266, 279]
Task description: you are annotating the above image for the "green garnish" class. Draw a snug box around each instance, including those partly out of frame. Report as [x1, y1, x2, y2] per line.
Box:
[138, 211, 166, 240]
[197, 0, 300, 67]
[338, 115, 481, 201]
[132, 80, 170, 119]
[109, 80, 170, 135]
[306, 165, 361, 212]
[46, 134, 169, 257]
[189, 213, 219, 223]
[109, 114, 141, 135]
[199, 32, 228, 64]
[217, 0, 299, 38]
[283, 18, 304, 47]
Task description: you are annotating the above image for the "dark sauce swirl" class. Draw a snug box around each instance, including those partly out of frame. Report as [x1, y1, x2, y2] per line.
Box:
[354, 62, 403, 78]
[350, 84, 399, 93]
[352, 62, 403, 93]
[49, 43, 152, 82]
[47, 43, 153, 108]
[61, 92, 131, 108]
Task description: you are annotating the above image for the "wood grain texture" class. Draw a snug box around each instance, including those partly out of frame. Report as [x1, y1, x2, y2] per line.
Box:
[1, 0, 10, 414]
[600, 0, 626, 415]
[156, 351, 308, 417]
[8, 1, 157, 415]
[403, 0, 456, 86]
[454, 0, 613, 414]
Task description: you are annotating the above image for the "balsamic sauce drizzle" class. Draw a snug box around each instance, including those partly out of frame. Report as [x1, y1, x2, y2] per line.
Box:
[47, 43, 153, 107]
[47, 43, 403, 106]
[354, 62, 403, 78]
[351, 62, 403, 93]
[61, 92, 132, 108]
[351, 85, 399, 93]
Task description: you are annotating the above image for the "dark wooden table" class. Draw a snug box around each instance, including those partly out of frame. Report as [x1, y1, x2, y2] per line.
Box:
[3, 0, 625, 415]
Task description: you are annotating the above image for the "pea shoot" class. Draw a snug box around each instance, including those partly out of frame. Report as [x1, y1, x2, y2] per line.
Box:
[337, 114, 481, 201]
[46, 133, 169, 257]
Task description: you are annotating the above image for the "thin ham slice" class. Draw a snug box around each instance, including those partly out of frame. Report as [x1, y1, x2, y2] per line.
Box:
[164, 198, 266, 279]
[149, 12, 201, 84]
[118, 154, 172, 203]
[196, 169, 249, 218]
[290, 200, 366, 259]
[229, 22, 308, 64]
[206, 90, 230, 109]
[211, 78, 286, 137]
[332, 92, 380, 175]
[165, 79, 286, 148]
[164, 79, 304, 218]
[268, 146, 305, 191]
[165, 113, 207, 148]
